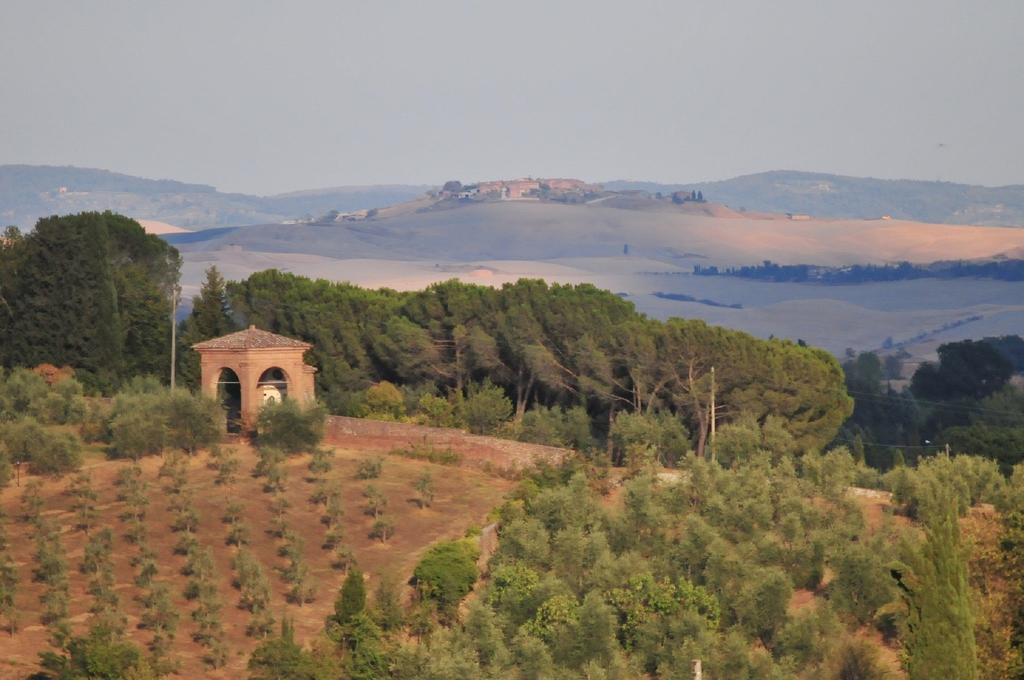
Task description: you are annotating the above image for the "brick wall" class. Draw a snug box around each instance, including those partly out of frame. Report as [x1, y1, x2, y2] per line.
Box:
[323, 416, 569, 473]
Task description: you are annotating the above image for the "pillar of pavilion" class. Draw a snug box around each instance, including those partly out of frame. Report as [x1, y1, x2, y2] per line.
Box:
[192, 325, 316, 432]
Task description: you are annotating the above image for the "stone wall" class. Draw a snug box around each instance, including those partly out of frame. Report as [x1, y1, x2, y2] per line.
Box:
[323, 416, 569, 473]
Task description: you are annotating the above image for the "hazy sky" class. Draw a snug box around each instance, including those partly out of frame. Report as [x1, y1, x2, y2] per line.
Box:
[1, 0, 1022, 194]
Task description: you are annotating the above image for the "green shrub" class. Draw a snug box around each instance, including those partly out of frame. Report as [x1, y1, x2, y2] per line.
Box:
[415, 393, 457, 428]
[257, 399, 326, 454]
[109, 394, 167, 459]
[369, 518, 395, 543]
[0, 418, 82, 476]
[362, 381, 406, 421]
[460, 380, 512, 435]
[388, 444, 462, 466]
[413, 539, 480, 614]
[883, 453, 1004, 517]
[164, 389, 222, 454]
[355, 457, 383, 480]
[39, 379, 87, 425]
[0, 368, 48, 421]
[80, 400, 112, 443]
[609, 411, 689, 466]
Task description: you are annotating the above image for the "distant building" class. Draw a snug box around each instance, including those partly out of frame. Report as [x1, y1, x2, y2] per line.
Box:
[449, 177, 598, 202]
[786, 213, 812, 221]
[542, 178, 589, 191]
[193, 325, 317, 433]
[503, 179, 541, 200]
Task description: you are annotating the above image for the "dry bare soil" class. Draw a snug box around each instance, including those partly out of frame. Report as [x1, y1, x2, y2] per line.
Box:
[0, 444, 511, 679]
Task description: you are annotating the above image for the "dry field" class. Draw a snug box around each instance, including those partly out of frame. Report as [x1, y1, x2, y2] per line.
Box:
[0, 443, 512, 678]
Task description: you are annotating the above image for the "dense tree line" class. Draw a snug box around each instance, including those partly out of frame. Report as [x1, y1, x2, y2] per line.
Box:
[837, 339, 1024, 472]
[0, 213, 181, 392]
[694, 258, 1024, 283]
[182, 268, 852, 460]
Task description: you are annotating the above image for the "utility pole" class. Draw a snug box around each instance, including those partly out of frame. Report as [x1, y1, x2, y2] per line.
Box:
[709, 366, 716, 463]
[170, 285, 180, 390]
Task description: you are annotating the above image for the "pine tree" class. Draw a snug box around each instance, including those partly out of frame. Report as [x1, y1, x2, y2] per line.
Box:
[372, 572, 404, 632]
[894, 483, 978, 679]
[178, 266, 236, 388]
[188, 266, 234, 337]
[330, 568, 366, 630]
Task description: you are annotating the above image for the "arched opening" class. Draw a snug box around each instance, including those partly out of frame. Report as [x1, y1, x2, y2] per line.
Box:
[217, 368, 242, 433]
[257, 367, 289, 406]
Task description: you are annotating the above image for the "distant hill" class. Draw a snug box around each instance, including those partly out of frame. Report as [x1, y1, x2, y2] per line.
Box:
[0, 165, 430, 229]
[8, 165, 1024, 230]
[166, 197, 1024, 267]
[605, 171, 1024, 226]
[165, 195, 1024, 364]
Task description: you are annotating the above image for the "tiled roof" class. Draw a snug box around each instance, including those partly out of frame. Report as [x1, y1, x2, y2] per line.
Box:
[192, 326, 312, 351]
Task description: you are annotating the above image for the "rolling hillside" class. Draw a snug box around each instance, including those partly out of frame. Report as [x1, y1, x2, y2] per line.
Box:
[0, 442, 511, 678]
[607, 170, 1024, 227]
[6, 165, 1024, 365]
[6, 165, 1024, 231]
[166, 198, 1024, 266]
[166, 195, 1024, 364]
[0, 165, 429, 229]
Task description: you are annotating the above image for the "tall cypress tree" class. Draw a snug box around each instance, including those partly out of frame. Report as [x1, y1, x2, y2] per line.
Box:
[330, 568, 366, 629]
[177, 266, 237, 388]
[188, 266, 235, 338]
[893, 482, 978, 679]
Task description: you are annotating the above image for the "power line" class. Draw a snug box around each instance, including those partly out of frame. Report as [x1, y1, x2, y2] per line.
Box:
[846, 389, 1023, 418]
[834, 434, 940, 451]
